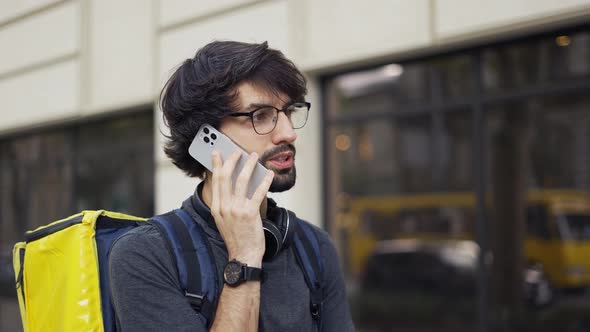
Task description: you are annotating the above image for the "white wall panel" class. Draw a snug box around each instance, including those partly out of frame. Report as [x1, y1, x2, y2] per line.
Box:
[436, 0, 590, 40]
[86, 0, 154, 113]
[0, 1, 79, 75]
[158, 0, 256, 28]
[0, 0, 62, 24]
[155, 163, 200, 213]
[0, 60, 80, 131]
[302, 0, 431, 70]
[158, 0, 289, 86]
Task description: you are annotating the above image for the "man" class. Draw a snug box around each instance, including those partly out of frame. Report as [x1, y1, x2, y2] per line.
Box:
[109, 41, 354, 331]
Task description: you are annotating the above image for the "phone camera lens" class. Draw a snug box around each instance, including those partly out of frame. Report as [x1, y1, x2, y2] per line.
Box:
[204, 136, 210, 143]
[204, 127, 210, 134]
[210, 142, 214, 146]
[211, 133, 217, 140]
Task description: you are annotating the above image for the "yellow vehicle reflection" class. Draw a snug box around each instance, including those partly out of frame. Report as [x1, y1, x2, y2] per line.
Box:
[338, 190, 590, 290]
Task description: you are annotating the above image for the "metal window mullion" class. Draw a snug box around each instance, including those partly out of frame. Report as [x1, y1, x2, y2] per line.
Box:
[482, 78, 590, 107]
[430, 65, 445, 192]
[326, 101, 476, 125]
[71, 126, 79, 213]
[472, 51, 490, 332]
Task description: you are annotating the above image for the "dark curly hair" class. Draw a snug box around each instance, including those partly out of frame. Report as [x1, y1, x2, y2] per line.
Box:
[160, 41, 307, 178]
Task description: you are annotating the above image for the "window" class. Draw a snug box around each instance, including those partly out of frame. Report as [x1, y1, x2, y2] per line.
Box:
[325, 27, 590, 332]
[526, 205, 550, 239]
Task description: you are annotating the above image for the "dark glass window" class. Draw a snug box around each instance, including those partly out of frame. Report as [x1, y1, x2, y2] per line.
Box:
[326, 54, 479, 332]
[327, 62, 430, 120]
[432, 55, 474, 101]
[526, 205, 551, 239]
[75, 115, 154, 214]
[325, 27, 590, 332]
[482, 30, 590, 95]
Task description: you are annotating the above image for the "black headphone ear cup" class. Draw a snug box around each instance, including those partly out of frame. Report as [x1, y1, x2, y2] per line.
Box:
[268, 207, 295, 247]
[282, 210, 297, 248]
[262, 220, 282, 261]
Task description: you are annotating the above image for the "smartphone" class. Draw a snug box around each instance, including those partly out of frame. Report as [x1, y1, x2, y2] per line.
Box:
[188, 124, 269, 199]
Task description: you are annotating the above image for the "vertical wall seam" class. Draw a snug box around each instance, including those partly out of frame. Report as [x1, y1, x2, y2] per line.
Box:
[429, 0, 438, 44]
[79, 0, 91, 113]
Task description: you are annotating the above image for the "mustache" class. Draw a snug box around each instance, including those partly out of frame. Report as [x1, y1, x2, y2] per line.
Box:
[260, 144, 296, 163]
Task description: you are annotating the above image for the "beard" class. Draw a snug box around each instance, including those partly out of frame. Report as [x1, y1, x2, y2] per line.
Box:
[260, 144, 297, 193]
[268, 166, 296, 192]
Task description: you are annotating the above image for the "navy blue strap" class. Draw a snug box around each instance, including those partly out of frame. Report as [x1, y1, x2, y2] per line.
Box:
[292, 219, 324, 328]
[149, 209, 218, 327]
[174, 209, 219, 317]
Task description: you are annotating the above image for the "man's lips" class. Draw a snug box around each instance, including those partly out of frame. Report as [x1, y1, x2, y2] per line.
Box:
[266, 151, 295, 169]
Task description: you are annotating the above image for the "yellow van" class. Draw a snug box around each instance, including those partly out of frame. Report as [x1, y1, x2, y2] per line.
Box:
[338, 190, 590, 290]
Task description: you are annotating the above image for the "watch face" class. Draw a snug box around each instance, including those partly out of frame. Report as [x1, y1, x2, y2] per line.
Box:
[224, 261, 242, 285]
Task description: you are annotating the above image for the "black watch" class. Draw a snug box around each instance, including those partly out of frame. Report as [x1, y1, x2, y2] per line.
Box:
[223, 259, 264, 287]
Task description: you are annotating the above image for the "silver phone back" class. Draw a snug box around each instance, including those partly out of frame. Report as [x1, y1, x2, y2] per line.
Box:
[188, 124, 268, 199]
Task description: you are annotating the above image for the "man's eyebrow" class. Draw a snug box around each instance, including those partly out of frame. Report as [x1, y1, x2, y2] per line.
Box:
[244, 103, 271, 111]
[244, 101, 293, 111]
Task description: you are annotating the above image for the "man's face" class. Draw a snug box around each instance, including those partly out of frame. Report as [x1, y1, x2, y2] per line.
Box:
[219, 82, 299, 192]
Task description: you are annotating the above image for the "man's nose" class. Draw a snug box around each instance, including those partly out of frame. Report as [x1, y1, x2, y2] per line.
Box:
[271, 112, 297, 144]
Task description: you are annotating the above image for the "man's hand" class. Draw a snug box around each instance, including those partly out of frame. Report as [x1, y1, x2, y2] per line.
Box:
[210, 150, 274, 268]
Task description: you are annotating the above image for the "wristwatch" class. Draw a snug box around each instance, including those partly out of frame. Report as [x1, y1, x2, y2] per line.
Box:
[223, 259, 264, 287]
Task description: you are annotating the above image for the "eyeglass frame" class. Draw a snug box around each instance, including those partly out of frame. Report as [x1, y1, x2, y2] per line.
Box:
[226, 101, 311, 135]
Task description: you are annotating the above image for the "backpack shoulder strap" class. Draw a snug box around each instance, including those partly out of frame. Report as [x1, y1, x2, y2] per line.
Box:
[292, 216, 325, 329]
[149, 209, 219, 327]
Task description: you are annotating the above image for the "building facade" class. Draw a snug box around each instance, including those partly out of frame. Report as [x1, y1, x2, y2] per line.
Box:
[1, 1, 590, 331]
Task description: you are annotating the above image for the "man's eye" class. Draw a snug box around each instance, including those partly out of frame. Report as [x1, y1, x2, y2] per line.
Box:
[253, 108, 274, 122]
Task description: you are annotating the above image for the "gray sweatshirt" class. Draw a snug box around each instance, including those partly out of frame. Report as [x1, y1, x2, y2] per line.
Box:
[108, 188, 354, 331]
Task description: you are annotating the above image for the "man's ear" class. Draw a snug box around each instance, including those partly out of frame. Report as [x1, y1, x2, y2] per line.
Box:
[203, 170, 213, 182]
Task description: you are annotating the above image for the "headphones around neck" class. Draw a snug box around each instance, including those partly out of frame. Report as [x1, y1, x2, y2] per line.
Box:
[262, 198, 297, 261]
[192, 187, 297, 262]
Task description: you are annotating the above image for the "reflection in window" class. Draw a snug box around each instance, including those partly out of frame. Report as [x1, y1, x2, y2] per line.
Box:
[329, 63, 430, 119]
[397, 116, 432, 193]
[76, 115, 154, 215]
[526, 205, 551, 239]
[331, 121, 399, 196]
[439, 111, 473, 191]
[327, 56, 478, 331]
[433, 55, 474, 100]
[557, 214, 590, 241]
[0, 133, 75, 254]
[326, 27, 590, 332]
[483, 30, 590, 94]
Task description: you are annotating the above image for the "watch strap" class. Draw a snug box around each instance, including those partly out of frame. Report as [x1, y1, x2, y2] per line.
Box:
[243, 266, 264, 282]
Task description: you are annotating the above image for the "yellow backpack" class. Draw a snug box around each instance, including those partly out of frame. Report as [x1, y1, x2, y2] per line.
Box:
[13, 210, 146, 332]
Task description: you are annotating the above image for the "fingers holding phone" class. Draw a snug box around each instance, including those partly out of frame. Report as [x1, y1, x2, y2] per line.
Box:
[190, 124, 270, 199]
[210, 149, 274, 267]
[190, 124, 275, 265]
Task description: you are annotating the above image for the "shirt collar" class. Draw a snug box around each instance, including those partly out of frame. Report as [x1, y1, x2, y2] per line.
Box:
[180, 182, 223, 241]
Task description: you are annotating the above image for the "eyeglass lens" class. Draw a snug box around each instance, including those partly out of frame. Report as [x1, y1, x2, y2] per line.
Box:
[252, 104, 309, 134]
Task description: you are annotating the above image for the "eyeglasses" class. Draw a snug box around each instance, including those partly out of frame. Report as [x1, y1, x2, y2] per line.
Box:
[228, 102, 311, 135]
